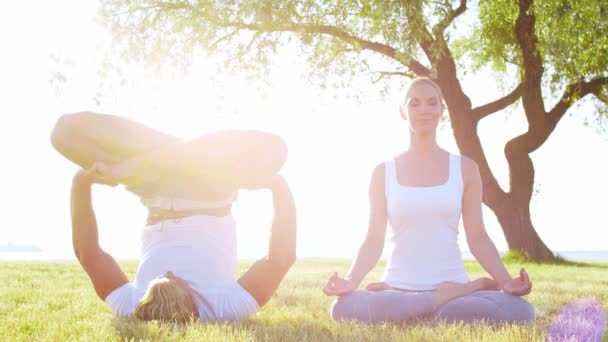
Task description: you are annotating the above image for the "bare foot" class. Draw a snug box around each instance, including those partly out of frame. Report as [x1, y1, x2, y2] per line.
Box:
[365, 282, 395, 292]
[434, 277, 499, 307]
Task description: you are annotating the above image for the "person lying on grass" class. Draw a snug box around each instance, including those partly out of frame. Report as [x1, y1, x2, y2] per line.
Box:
[52, 112, 296, 323]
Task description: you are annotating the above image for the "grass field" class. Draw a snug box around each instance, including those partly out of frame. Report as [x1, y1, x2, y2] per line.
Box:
[1, 257, 607, 341]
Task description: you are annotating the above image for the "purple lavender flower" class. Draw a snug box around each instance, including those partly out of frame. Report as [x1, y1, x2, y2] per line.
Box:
[546, 298, 606, 342]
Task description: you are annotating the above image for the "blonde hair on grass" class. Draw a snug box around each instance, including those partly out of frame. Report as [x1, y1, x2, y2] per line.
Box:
[134, 277, 197, 323]
[403, 77, 445, 104]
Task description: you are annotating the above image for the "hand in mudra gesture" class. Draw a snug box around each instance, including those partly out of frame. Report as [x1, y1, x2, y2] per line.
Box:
[322, 272, 357, 296]
[502, 268, 532, 296]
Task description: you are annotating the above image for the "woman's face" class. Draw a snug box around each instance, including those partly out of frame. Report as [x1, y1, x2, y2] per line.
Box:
[400, 82, 445, 134]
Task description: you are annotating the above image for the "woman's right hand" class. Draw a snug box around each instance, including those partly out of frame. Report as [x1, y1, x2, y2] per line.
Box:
[322, 272, 357, 296]
[88, 162, 121, 187]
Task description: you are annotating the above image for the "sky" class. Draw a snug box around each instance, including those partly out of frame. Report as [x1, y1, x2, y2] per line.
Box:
[1, 1, 607, 261]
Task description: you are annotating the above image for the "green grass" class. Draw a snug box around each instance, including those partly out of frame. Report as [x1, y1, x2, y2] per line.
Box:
[1, 259, 607, 341]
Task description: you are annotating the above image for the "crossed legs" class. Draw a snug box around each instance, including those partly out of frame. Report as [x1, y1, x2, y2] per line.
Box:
[330, 278, 533, 324]
[51, 111, 178, 169]
[51, 111, 287, 192]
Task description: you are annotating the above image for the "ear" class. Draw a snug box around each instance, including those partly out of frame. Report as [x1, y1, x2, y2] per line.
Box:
[399, 105, 407, 120]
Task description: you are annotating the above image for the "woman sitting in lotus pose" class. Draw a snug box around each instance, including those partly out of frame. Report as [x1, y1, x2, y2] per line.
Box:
[323, 77, 535, 324]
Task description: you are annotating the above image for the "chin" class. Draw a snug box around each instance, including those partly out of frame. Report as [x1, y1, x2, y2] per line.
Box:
[412, 126, 437, 135]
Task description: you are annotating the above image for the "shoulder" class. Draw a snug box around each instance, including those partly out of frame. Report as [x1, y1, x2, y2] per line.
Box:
[104, 283, 139, 317]
[457, 154, 481, 186]
[369, 162, 386, 185]
[459, 154, 479, 173]
[372, 162, 386, 177]
[369, 162, 390, 193]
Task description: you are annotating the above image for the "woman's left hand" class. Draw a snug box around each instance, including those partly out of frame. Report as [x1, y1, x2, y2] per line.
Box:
[502, 268, 532, 296]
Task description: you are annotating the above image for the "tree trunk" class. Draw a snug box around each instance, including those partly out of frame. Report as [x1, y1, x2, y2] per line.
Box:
[493, 197, 555, 261]
[435, 59, 556, 262]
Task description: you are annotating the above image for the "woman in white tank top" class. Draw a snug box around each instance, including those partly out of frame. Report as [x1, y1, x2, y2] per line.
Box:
[323, 77, 534, 324]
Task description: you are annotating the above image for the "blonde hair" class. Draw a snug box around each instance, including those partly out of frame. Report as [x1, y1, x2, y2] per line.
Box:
[134, 277, 197, 323]
[403, 77, 445, 105]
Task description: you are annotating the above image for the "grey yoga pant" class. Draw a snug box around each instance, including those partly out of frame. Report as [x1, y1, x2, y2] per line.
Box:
[331, 290, 535, 324]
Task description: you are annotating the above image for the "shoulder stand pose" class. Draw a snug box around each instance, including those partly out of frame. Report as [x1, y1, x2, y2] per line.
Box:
[52, 112, 296, 323]
[322, 78, 534, 324]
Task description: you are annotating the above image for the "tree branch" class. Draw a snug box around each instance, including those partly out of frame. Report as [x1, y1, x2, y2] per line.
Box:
[471, 83, 523, 121]
[548, 77, 608, 126]
[402, 1, 436, 63]
[432, 0, 467, 38]
[142, 2, 432, 77]
[515, 0, 546, 117]
[206, 29, 240, 52]
[371, 71, 415, 84]
[260, 23, 431, 76]
[594, 88, 608, 105]
[308, 46, 355, 76]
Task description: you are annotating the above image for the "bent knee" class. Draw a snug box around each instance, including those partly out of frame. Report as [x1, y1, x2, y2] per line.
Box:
[481, 291, 535, 323]
[330, 292, 366, 322]
[508, 296, 535, 323]
[435, 291, 535, 324]
[330, 297, 349, 322]
[51, 112, 94, 143]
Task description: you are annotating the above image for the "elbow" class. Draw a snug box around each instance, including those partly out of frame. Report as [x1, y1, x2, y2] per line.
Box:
[280, 251, 296, 271]
[269, 251, 296, 273]
[74, 246, 102, 269]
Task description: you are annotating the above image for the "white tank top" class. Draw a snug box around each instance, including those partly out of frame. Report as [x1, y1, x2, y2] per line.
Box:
[134, 215, 238, 290]
[382, 153, 469, 290]
[104, 215, 245, 318]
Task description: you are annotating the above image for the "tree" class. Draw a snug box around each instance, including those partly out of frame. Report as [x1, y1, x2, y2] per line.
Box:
[99, 0, 608, 261]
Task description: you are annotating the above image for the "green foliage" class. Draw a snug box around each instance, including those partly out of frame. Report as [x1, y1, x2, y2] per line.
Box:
[2, 259, 608, 341]
[457, 0, 608, 94]
[99, 0, 607, 113]
[98, 0, 463, 88]
[537, 0, 608, 85]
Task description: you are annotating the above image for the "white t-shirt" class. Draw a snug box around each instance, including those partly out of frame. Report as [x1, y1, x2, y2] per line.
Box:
[104, 215, 258, 320]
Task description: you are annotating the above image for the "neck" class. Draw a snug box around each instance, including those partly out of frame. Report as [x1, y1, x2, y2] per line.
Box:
[408, 132, 440, 156]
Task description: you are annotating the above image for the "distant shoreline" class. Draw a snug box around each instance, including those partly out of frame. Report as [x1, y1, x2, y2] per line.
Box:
[0, 244, 42, 253]
[2, 250, 608, 261]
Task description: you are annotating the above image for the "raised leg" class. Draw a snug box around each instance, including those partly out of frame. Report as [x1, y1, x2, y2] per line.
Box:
[50, 111, 178, 169]
[51, 112, 287, 196]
